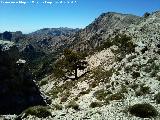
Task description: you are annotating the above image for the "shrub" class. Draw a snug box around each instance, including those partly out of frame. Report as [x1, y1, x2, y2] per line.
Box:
[48, 81, 74, 99]
[45, 97, 52, 105]
[89, 81, 98, 88]
[154, 92, 160, 104]
[141, 46, 148, 54]
[127, 55, 136, 62]
[91, 67, 113, 83]
[53, 104, 63, 110]
[112, 34, 135, 54]
[157, 50, 160, 55]
[94, 89, 108, 101]
[129, 103, 158, 118]
[60, 96, 68, 102]
[39, 80, 48, 86]
[79, 89, 90, 95]
[60, 90, 71, 102]
[124, 66, 132, 73]
[150, 70, 157, 77]
[156, 75, 160, 81]
[75, 90, 91, 101]
[23, 106, 51, 118]
[120, 85, 128, 93]
[141, 85, 149, 93]
[151, 62, 159, 71]
[132, 71, 140, 79]
[107, 93, 124, 101]
[48, 87, 62, 99]
[136, 85, 150, 96]
[66, 101, 79, 110]
[144, 66, 152, 73]
[130, 83, 139, 90]
[89, 102, 103, 108]
[95, 40, 112, 52]
[143, 12, 150, 18]
[147, 58, 154, 64]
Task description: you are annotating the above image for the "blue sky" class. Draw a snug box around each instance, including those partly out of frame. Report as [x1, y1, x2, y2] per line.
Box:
[0, 0, 160, 33]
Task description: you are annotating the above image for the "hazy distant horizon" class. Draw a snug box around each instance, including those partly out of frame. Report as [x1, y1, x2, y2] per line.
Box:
[0, 0, 160, 34]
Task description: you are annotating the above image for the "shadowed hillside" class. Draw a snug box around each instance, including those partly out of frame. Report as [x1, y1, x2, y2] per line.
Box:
[0, 41, 46, 114]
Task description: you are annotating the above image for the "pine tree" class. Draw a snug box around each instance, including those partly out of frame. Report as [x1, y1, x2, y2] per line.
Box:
[54, 49, 88, 80]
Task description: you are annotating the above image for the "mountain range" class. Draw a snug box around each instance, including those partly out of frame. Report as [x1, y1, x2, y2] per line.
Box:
[0, 10, 160, 119]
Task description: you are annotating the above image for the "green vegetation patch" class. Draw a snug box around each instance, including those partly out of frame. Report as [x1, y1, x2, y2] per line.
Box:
[53, 49, 88, 80]
[132, 71, 140, 79]
[120, 85, 128, 93]
[89, 102, 103, 108]
[154, 92, 160, 104]
[94, 89, 109, 101]
[47, 80, 75, 99]
[66, 101, 79, 110]
[129, 103, 158, 118]
[22, 106, 52, 118]
[107, 92, 125, 101]
[95, 34, 135, 55]
[79, 89, 90, 95]
[39, 80, 48, 86]
[52, 104, 63, 110]
[90, 67, 114, 85]
[136, 84, 150, 96]
[130, 83, 139, 90]
[60, 91, 71, 102]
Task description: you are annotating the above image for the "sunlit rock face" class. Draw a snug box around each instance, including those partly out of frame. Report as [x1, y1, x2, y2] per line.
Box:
[0, 41, 46, 115]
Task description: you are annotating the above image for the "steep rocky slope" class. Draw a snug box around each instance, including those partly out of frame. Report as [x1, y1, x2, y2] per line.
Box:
[21, 11, 160, 120]
[1, 10, 160, 120]
[69, 12, 142, 51]
[25, 13, 143, 80]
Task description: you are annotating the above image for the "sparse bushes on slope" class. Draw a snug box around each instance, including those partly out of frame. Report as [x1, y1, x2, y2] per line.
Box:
[94, 34, 136, 62]
[47, 80, 75, 99]
[91, 67, 114, 84]
[112, 35, 135, 53]
[129, 103, 158, 118]
[95, 34, 135, 56]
